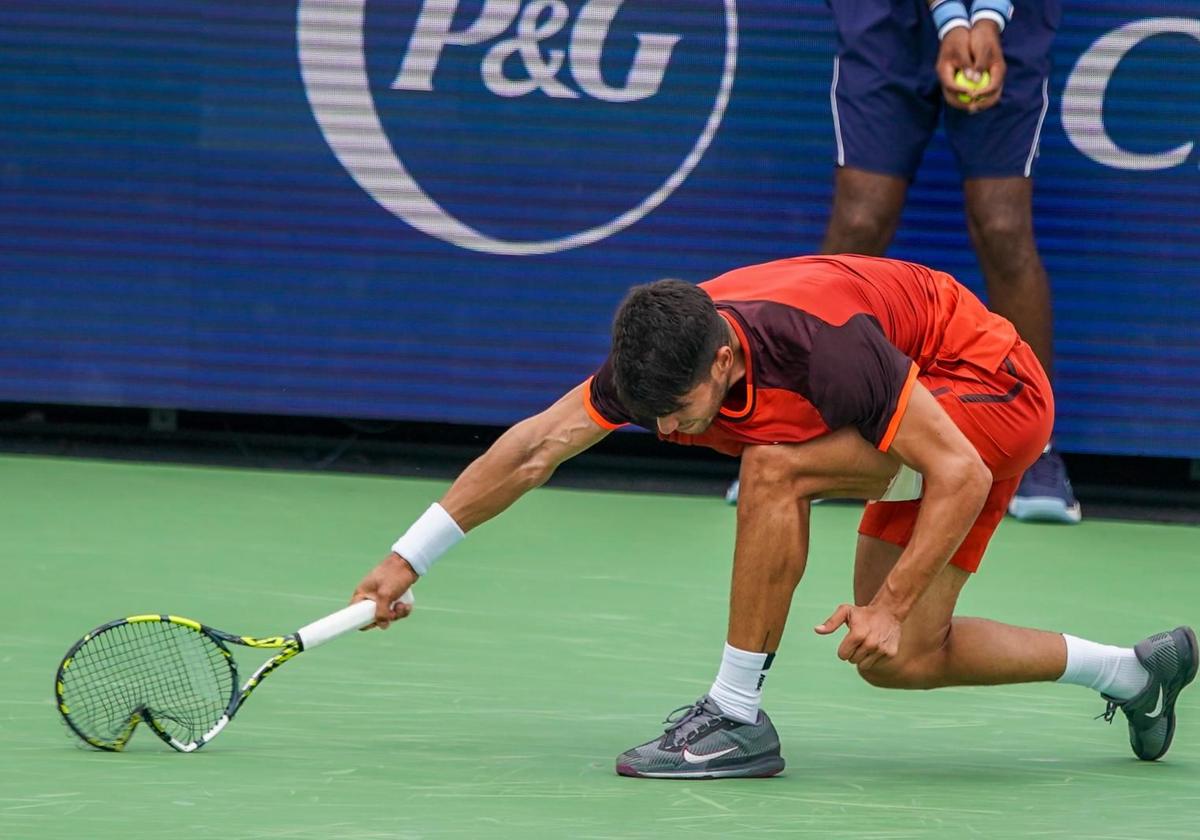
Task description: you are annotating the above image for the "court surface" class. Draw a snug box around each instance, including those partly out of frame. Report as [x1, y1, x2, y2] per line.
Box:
[2, 455, 1198, 839]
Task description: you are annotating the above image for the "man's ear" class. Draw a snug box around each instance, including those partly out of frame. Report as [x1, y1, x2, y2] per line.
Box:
[712, 344, 734, 377]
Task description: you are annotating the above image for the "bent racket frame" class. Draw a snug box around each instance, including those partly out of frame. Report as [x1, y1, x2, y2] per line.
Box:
[55, 595, 408, 753]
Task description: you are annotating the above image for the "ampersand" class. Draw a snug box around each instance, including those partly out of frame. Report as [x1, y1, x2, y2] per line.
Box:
[481, 0, 578, 98]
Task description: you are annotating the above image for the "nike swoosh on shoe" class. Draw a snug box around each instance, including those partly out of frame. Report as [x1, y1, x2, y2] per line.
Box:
[1145, 687, 1165, 719]
[682, 746, 738, 764]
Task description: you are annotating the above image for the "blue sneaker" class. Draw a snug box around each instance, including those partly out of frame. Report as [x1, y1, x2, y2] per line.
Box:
[1009, 447, 1082, 524]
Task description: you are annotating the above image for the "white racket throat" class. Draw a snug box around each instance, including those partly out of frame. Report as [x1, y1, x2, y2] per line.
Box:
[296, 590, 414, 650]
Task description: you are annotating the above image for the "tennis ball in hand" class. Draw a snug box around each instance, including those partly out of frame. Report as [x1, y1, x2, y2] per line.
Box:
[954, 70, 990, 104]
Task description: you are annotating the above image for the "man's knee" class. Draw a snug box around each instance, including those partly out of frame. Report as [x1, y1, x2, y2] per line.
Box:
[855, 629, 952, 689]
[858, 657, 932, 689]
[826, 168, 906, 254]
[827, 201, 896, 255]
[965, 202, 1033, 257]
[740, 431, 899, 502]
[739, 445, 801, 493]
[740, 443, 833, 500]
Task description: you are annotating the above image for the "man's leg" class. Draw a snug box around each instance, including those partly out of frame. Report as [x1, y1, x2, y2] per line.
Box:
[963, 177, 1052, 375]
[821, 167, 909, 256]
[727, 429, 900, 655]
[822, 0, 937, 258]
[851, 535, 1065, 688]
[846, 532, 1196, 761]
[618, 431, 900, 779]
[962, 176, 1081, 524]
[945, 0, 1077, 523]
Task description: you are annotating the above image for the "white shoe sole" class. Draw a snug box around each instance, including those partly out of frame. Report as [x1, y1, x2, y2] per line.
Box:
[617, 754, 785, 779]
[1008, 496, 1082, 524]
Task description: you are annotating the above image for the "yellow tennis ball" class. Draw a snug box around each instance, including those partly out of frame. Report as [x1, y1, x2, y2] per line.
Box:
[954, 69, 991, 103]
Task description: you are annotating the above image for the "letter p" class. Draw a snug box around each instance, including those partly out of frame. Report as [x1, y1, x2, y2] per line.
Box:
[393, 0, 520, 91]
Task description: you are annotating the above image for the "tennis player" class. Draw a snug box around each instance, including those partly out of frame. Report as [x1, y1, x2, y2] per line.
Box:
[351, 254, 1195, 779]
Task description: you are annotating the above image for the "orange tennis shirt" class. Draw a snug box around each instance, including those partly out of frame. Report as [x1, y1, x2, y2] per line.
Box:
[583, 254, 1019, 456]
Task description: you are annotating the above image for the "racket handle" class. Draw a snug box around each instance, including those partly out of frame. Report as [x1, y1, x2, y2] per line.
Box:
[297, 590, 414, 651]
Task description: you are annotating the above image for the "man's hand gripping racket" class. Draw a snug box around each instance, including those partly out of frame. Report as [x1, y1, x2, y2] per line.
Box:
[55, 589, 413, 753]
[352, 551, 421, 630]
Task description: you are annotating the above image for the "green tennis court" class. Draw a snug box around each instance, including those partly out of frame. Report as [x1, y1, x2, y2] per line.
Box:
[3, 454, 1197, 838]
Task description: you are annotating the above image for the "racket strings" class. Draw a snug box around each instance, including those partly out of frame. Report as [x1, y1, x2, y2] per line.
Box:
[60, 621, 234, 747]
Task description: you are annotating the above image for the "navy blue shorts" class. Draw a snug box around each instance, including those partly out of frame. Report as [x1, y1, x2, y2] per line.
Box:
[829, 0, 1061, 179]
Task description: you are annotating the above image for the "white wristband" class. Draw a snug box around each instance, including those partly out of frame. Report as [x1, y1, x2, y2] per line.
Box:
[931, 0, 969, 40]
[938, 17, 969, 39]
[391, 503, 464, 577]
[971, 9, 1007, 31]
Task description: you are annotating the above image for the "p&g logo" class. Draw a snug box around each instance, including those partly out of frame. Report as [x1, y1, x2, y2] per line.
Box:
[394, 0, 678, 102]
[298, 1, 737, 255]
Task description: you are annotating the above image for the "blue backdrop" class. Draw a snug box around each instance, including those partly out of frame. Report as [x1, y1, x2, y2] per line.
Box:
[1, 2, 1197, 457]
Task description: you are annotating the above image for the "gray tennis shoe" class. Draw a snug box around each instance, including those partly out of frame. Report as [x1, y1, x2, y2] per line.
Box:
[1100, 626, 1198, 761]
[615, 695, 785, 779]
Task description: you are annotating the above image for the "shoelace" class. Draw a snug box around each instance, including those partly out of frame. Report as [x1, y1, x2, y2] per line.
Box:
[1097, 700, 1120, 723]
[662, 700, 720, 747]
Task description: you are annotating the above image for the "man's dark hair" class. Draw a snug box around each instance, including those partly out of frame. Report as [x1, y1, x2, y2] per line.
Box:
[610, 279, 728, 420]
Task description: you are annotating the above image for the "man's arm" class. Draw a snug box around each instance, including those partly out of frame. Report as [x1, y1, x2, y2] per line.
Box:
[875, 383, 992, 613]
[817, 383, 992, 668]
[352, 382, 612, 627]
[442, 382, 611, 530]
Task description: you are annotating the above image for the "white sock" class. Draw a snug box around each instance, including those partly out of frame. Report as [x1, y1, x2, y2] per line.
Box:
[708, 643, 774, 723]
[1057, 634, 1150, 700]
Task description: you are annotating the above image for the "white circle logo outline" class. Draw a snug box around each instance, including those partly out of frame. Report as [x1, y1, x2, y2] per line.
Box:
[298, 0, 738, 256]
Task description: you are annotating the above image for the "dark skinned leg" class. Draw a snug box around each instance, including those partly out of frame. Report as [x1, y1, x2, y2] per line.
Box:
[821, 167, 910, 256]
[963, 176, 1054, 380]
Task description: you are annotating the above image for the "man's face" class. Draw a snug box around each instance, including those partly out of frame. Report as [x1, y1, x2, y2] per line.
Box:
[655, 351, 733, 436]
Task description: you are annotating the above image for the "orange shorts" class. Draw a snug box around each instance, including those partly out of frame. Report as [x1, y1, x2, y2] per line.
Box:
[858, 340, 1054, 573]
